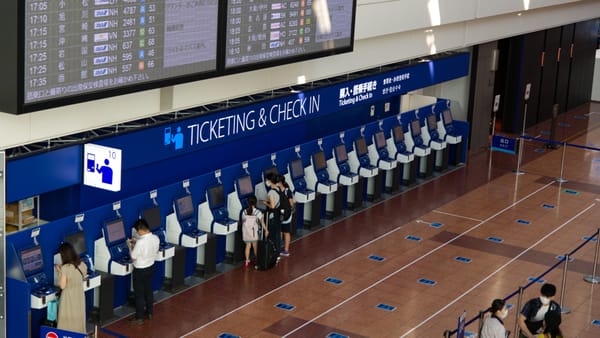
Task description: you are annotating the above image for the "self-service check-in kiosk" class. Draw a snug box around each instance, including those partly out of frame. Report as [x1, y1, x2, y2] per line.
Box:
[305, 148, 338, 219]
[348, 136, 379, 202]
[198, 182, 238, 262]
[94, 218, 132, 276]
[328, 139, 360, 211]
[423, 112, 448, 171]
[286, 156, 317, 229]
[405, 118, 432, 178]
[255, 165, 278, 205]
[388, 124, 416, 186]
[165, 192, 212, 275]
[139, 205, 178, 290]
[440, 109, 463, 165]
[19, 244, 58, 309]
[228, 173, 254, 262]
[370, 129, 398, 194]
[54, 231, 101, 293]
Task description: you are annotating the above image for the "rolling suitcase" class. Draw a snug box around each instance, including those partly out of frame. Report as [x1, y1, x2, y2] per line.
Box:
[255, 213, 278, 270]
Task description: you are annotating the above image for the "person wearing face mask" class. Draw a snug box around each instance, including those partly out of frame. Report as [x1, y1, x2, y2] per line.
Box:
[518, 283, 561, 338]
[481, 299, 509, 338]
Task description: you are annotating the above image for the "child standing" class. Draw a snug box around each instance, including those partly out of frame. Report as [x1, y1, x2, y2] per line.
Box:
[241, 195, 267, 268]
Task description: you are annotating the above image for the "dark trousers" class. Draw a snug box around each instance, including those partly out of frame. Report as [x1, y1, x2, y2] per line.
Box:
[132, 265, 154, 320]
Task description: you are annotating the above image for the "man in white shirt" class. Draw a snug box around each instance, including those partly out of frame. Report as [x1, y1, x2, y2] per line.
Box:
[129, 218, 160, 325]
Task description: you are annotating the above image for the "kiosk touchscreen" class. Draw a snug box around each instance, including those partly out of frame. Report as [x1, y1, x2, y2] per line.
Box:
[174, 194, 198, 235]
[237, 175, 254, 197]
[443, 109, 453, 125]
[264, 166, 278, 179]
[21, 246, 44, 279]
[335, 144, 348, 163]
[375, 131, 387, 149]
[103, 218, 130, 262]
[142, 205, 175, 260]
[65, 231, 87, 256]
[57, 231, 101, 291]
[411, 119, 421, 137]
[290, 158, 304, 179]
[355, 138, 368, 157]
[20, 245, 57, 308]
[207, 185, 228, 221]
[393, 125, 404, 143]
[427, 114, 438, 131]
[313, 151, 327, 171]
[144, 206, 163, 233]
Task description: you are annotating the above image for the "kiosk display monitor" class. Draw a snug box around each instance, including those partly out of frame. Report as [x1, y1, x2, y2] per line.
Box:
[104, 219, 126, 246]
[65, 231, 87, 256]
[427, 114, 437, 131]
[208, 185, 225, 207]
[290, 159, 304, 179]
[175, 195, 194, 220]
[143, 206, 162, 231]
[237, 176, 253, 196]
[443, 110, 453, 125]
[375, 131, 387, 149]
[313, 151, 327, 171]
[335, 144, 348, 162]
[411, 120, 421, 137]
[355, 138, 367, 156]
[20, 246, 44, 275]
[393, 125, 404, 142]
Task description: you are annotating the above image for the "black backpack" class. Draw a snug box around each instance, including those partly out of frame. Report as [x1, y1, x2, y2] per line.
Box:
[276, 188, 292, 221]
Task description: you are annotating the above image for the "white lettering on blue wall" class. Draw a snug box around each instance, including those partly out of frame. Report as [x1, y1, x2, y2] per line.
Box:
[184, 94, 320, 147]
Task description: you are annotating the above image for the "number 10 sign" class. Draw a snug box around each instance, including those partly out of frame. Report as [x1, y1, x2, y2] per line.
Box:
[83, 143, 122, 192]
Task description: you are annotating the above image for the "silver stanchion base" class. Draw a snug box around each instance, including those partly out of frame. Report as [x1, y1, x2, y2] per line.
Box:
[584, 275, 600, 284]
[513, 170, 525, 175]
[561, 306, 571, 314]
[556, 178, 568, 183]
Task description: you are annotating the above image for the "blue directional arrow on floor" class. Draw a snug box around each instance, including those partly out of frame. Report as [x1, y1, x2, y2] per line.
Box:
[542, 203, 555, 209]
[218, 333, 240, 338]
[487, 237, 503, 243]
[275, 303, 295, 311]
[562, 189, 580, 195]
[430, 222, 443, 228]
[325, 277, 343, 285]
[418, 278, 437, 286]
[368, 255, 385, 262]
[406, 235, 421, 242]
[327, 333, 349, 338]
[455, 256, 472, 263]
[528, 277, 545, 284]
[516, 219, 531, 225]
[376, 303, 396, 311]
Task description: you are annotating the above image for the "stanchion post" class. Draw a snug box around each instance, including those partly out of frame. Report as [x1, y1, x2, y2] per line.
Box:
[515, 137, 525, 175]
[556, 142, 568, 183]
[514, 286, 524, 337]
[443, 329, 451, 338]
[559, 253, 572, 314]
[584, 228, 600, 284]
[547, 104, 559, 149]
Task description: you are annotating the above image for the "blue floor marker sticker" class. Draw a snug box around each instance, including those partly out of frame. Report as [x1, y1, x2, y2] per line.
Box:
[584, 236, 598, 242]
[556, 255, 575, 262]
[465, 331, 476, 338]
[368, 255, 385, 262]
[562, 189, 580, 195]
[430, 222, 443, 228]
[418, 278, 437, 286]
[406, 235, 421, 241]
[506, 303, 513, 310]
[542, 203, 555, 209]
[325, 277, 343, 285]
[218, 334, 240, 338]
[376, 303, 396, 311]
[327, 333, 349, 338]
[592, 319, 600, 326]
[275, 303, 295, 311]
[528, 277, 545, 284]
[455, 256, 472, 263]
[534, 148, 546, 153]
[517, 219, 531, 225]
[487, 237, 504, 243]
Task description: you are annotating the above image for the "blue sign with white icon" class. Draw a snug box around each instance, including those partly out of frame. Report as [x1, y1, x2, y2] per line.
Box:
[491, 135, 517, 155]
[83, 143, 122, 192]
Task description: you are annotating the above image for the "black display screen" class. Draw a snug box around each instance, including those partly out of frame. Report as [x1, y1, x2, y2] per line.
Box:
[411, 119, 421, 137]
[104, 218, 126, 245]
[355, 137, 367, 156]
[225, 0, 356, 70]
[237, 175, 253, 196]
[393, 125, 404, 142]
[427, 114, 437, 131]
[65, 231, 87, 256]
[175, 194, 194, 220]
[20, 246, 44, 275]
[143, 206, 162, 231]
[313, 151, 326, 170]
[208, 185, 225, 207]
[443, 110, 453, 125]
[290, 158, 304, 179]
[23, 0, 219, 108]
[335, 144, 347, 162]
[375, 131, 386, 149]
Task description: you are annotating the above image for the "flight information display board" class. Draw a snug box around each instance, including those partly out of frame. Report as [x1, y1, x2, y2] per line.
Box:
[24, 0, 219, 105]
[225, 0, 355, 69]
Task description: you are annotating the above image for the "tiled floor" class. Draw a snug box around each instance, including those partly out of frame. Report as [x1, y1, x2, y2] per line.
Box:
[99, 103, 600, 338]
